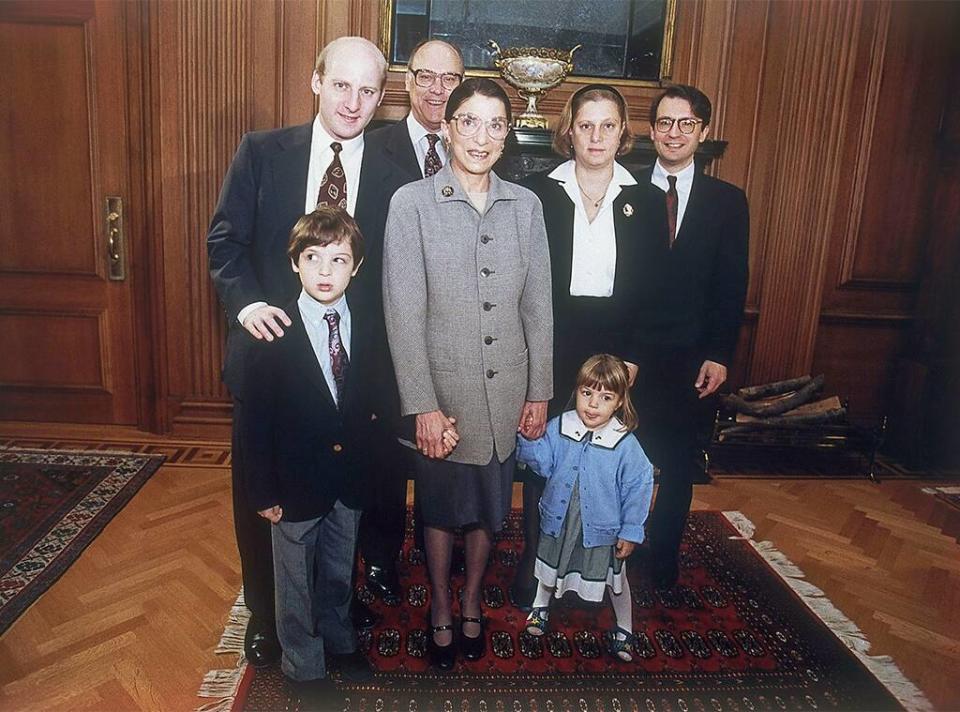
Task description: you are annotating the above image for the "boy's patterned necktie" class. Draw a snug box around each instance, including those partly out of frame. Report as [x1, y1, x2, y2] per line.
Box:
[317, 142, 347, 210]
[324, 309, 349, 406]
[424, 134, 442, 177]
[666, 174, 678, 248]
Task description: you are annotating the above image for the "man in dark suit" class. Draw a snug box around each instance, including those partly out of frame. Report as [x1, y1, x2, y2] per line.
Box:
[358, 39, 464, 601]
[634, 84, 749, 588]
[207, 36, 389, 667]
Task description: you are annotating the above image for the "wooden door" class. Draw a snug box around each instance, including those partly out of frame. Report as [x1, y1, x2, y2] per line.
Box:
[0, 1, 140, 424]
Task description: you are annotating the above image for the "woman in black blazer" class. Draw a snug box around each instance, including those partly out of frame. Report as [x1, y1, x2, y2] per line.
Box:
[512, 85, 666, 606]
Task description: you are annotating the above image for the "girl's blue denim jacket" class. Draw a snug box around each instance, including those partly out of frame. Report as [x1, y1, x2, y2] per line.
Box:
[517, 411, 654, 548]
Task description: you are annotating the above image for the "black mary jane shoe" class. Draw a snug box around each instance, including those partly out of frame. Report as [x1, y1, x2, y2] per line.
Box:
[427, 623, 457, 671]
[460, 616, 486, 661]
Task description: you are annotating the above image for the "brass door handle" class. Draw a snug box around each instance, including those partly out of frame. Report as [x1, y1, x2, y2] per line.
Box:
[105, 197, 125, 280]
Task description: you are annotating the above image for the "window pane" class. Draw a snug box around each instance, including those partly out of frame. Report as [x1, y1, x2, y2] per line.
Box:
[391, 0, 668, 82]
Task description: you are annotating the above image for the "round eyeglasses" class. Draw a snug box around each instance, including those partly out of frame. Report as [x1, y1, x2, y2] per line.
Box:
[409, 68, 463, 91]
[450, 113, 511, 141]
[654, 117, 703, 135]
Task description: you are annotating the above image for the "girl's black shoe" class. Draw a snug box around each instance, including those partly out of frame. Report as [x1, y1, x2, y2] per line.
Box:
[460, 616, 486, 661]
[427, 623, 456, 671]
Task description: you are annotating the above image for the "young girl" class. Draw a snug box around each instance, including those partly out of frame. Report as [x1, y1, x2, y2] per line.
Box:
[516, 354, 654, 661]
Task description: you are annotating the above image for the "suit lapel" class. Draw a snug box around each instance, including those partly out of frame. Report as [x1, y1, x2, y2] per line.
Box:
[542, 177, 575, 295]
[675, 166, 705, 247]
[273, 123, 312, 223]
[385, 119, 421, 181]
[339, 312, 364, 417]
[286, 303, 338, 410]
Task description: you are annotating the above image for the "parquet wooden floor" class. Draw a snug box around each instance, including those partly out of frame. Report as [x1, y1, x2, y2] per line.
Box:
[0, 428, 958, 711]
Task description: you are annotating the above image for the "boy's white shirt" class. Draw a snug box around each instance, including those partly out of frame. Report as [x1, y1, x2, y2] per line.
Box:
[559, 410, 630, 449]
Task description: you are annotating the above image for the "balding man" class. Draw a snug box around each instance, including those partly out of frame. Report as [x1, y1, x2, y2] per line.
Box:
[358, 40, 464, 602]
[208, 36, 390, 674]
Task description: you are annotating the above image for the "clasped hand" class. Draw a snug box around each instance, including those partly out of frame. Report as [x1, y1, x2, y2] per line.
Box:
[416, 410, 460, 459]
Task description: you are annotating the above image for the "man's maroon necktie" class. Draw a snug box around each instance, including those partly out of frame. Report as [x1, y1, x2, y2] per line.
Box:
[666, 174, 678, 248]
[317, 142, 347, 210]
[324, 309, 349, 406]
[424, 134, 442, 177]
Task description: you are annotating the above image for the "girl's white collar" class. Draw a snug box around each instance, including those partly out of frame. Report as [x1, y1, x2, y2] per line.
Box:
[559, 410, 630, 449]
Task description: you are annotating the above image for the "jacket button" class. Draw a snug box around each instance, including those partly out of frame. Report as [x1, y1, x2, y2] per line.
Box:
[480, 234, 492, 244]
[484, 336, 494, 345]
[482, 301, 495, 311]
[486, 369, 497, 379]
[480, 267, 495, 277]
[332, 443, 343, 453]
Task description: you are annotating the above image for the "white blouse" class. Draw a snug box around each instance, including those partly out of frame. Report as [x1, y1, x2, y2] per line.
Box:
[547, 160, 637, 297]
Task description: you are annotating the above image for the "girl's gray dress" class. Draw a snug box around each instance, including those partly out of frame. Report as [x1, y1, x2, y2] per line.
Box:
[534, 475, 625, 602]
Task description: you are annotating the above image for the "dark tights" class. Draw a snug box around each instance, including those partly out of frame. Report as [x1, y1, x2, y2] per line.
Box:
[425, 524, 492, 644]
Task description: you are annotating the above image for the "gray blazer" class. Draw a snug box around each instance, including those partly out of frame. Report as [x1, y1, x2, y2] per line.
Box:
[383, 163, 553, 466]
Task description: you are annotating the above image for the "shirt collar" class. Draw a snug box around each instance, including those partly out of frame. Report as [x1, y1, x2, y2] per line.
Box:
[559, 410, 630, 449]
[653, 158, 695, 192]
[548, 159, 637, 187]
[298, 289, 349, 326]
[406, 112, 440, 146]
[312, 115, 364, 157]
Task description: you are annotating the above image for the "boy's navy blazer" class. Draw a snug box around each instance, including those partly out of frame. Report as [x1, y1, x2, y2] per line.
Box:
[237, 298, 391, 522]
[207, 121, 391, 400]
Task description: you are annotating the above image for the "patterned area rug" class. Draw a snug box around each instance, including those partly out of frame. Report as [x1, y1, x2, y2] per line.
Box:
[0, 447, 165, 635]
[198, 511, 929, 712]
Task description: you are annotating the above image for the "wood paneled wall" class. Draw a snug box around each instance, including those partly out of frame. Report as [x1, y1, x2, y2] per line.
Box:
[145, 0, 959, 446]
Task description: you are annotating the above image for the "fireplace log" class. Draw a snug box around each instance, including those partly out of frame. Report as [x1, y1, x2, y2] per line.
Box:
[737, 375, 813, 401]
[720, 407, 848, 437]
[723, 374, 825, 416]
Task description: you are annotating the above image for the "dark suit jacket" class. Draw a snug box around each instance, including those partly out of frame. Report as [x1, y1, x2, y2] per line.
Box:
[363, 118, 423, 190]
[207, 121, 390, 399]
[361, 117, 429, 440]
[238, 299, 393, 522]
[632, 165, 749, 367]
[522, 170, 670, 366]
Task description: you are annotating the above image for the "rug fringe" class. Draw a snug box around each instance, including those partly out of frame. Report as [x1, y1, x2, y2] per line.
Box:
[214, 589, 250, 655]
[723, 512, 933, 712]
[195, 589, 249, 712]
[721, 510, 755, 539]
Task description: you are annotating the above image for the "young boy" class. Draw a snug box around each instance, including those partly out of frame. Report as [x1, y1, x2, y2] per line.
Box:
[238, 206, 382, 694]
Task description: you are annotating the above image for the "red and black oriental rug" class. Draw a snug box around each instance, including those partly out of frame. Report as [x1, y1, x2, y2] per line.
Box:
[0, 447, 165, 636]
[198, 510, 928, 712]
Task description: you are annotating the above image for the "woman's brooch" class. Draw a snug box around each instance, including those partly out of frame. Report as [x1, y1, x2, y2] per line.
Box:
[622, 203, 634, 217]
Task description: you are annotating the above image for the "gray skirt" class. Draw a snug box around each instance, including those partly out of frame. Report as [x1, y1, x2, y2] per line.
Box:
[534, 477, 625, 602]
[414, 450, 516, 532]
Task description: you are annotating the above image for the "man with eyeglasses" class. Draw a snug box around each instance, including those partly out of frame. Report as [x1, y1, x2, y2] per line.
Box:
[357, 40, 465, 605]
[366, 40, 464, 183]
[633, 84, 749, 589]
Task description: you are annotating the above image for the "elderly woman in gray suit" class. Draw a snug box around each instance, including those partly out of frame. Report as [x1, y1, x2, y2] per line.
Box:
[383, 77, 553, 670]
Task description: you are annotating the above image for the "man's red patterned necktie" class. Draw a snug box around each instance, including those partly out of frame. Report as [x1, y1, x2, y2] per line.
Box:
[317, 142, 347, 210]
